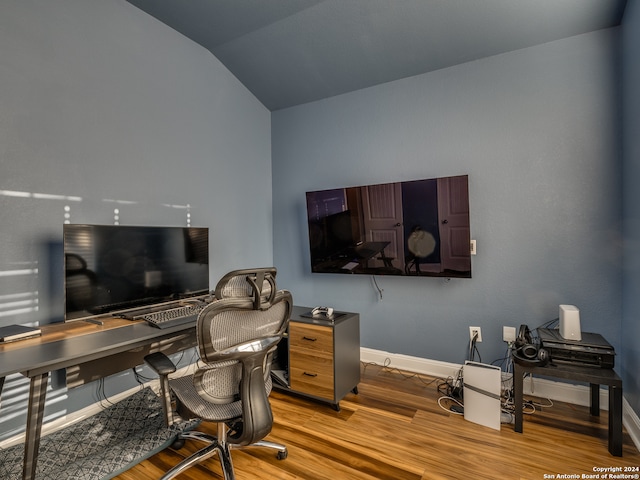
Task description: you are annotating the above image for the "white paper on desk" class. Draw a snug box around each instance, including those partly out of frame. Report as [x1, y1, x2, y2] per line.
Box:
[463, 361, 501, 431]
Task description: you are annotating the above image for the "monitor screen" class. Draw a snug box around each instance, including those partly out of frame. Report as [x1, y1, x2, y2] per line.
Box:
[305, 174, 471, 278]
[63, 225, 209, 321]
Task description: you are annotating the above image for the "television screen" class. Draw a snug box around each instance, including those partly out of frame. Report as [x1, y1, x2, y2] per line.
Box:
[305, 175, 471, 278]
[63, 225, 209, 321]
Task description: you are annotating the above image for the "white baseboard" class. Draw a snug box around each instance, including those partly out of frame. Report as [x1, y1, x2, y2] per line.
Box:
[361, 347, 462, 379]
[625, 397, 640, 452]
[360, 347, 640, 453]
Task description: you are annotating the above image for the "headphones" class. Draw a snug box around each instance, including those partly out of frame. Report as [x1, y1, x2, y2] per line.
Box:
[512, 324, 549, 367]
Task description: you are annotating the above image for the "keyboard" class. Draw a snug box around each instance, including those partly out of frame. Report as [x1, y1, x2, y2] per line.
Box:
[135, 304, 204, 329]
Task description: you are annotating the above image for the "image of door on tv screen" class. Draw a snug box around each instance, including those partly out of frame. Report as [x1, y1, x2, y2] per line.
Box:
[305, 175, 471, 278]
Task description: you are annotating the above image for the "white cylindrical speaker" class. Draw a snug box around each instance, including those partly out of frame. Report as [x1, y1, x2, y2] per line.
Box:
[559, 304, 581, 341]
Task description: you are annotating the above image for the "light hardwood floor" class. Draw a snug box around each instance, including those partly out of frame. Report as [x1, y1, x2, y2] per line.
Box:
[114, 363, 640, 480]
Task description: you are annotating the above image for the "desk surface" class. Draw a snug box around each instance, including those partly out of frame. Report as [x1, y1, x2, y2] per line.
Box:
[514, 361, 622, 386]
[0, 318, 195, 379]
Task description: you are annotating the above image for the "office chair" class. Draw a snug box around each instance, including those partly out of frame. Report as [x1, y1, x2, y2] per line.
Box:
[144, 267, 292, 480]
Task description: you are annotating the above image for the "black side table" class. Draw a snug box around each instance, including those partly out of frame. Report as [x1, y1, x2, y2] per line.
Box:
[513, 361, 623, 456]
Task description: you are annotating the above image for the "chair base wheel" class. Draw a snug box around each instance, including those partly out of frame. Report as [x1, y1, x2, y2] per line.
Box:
[171, 438, 186, 450]
[277, 450, 288, 460]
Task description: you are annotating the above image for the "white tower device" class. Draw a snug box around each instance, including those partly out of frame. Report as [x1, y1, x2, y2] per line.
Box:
[559, 305, 581, 341]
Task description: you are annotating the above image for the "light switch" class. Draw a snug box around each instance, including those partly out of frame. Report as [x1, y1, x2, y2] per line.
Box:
[503, 326, 516, 343]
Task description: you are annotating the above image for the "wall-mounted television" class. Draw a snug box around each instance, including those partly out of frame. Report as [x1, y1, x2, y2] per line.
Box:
[305, 175, 471, 278]
[63, 225, 209, 321]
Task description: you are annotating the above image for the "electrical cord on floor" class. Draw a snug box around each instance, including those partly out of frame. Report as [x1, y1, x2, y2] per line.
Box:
[361, 354, 554, 421]
[362, 358, 466, 415]
[95, 378, 116, 408]
[438, 395, 464, 414]
[436, 368, 463, 399]
[497, 350, 553, 418]
[92, 349, 202, 412]
[132, 366, 154, 384]
[360, 359, 441, 388]
[360, 358, 438, 386]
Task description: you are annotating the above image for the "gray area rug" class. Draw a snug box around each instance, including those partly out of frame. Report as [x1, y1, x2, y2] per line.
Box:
[0, 387, 199, 480]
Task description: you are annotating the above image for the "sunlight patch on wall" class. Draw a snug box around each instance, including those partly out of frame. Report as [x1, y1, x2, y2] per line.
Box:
[0, 190, 82, 202]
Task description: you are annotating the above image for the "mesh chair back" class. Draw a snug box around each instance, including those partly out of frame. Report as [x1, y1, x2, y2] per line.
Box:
[191, 268, 292, 445]
[198, 268, 287, 362]
[193, 297, 290, 403]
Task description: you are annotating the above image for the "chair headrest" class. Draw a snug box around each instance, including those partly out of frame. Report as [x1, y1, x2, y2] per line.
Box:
[213, 267, 278, 310]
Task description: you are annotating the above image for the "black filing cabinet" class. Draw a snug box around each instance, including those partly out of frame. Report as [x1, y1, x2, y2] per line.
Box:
[272, 306, 360, 410]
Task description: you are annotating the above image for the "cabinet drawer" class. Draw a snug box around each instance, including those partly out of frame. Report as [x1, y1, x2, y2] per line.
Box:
[289, 350, 334, 376]
[288, 322, 333, 354]
[289, 353, 334, 399]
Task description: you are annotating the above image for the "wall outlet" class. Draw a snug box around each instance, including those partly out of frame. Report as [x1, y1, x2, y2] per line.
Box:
[470, 239, 476, 255]
[469, 326, 482, 342]
[503, 326, 516, 343]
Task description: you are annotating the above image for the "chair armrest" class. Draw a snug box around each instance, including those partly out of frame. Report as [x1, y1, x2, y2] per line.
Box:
[217, 336, 281, 359]
[144, 352, 178, 427]
[144, 352, 177, 376]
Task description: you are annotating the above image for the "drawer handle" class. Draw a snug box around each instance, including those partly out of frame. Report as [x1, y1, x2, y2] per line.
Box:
[303, 372, 318, 377]
[302, 336, 317, 342]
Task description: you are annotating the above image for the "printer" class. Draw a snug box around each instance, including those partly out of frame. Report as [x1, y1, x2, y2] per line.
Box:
[537, 328, 615, 369]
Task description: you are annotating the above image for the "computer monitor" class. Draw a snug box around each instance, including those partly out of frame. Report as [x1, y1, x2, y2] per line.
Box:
[63, 225, 209, 321]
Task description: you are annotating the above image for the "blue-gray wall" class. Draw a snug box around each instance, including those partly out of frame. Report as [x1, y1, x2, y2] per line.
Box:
[0, 0, 271, 441]
[622, 1, 640, 415]
[273, 28, 624, 375]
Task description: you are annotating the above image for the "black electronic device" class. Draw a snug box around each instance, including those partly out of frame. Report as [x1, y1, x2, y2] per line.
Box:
[512, 324, 549, 367]
[0, 324, 42, 343]
[305, 174, 471, 278]
[450, 404, 464, 414]
[63, 224, 209, 322]
[537, 327, 615, 369]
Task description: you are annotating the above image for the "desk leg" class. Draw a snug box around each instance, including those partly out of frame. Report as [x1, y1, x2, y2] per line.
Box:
[609, 384, 623, 457]
[590, 383, 600, 416]
[514, 365, 523, 433]
[23, 373, 48, 480]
